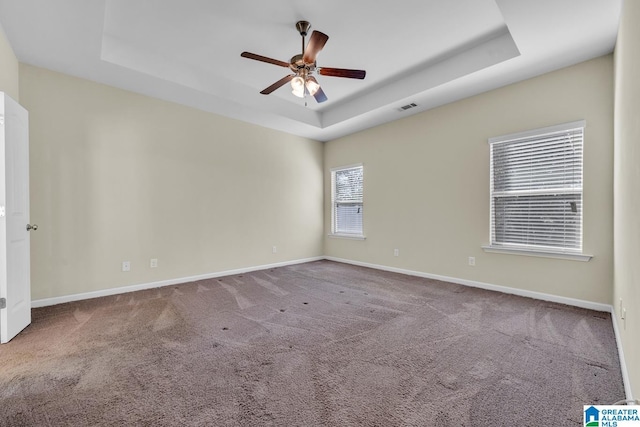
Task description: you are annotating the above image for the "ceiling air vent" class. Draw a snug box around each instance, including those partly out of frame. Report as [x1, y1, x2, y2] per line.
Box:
[398, 102, 418, 112]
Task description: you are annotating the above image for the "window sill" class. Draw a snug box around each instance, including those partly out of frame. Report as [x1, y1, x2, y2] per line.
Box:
[481, 245, 593, 262]
[328, 233, 366, 241]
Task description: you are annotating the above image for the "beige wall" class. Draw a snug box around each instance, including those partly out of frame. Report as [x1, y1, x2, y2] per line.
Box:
[0, 23, 19, 100]
[325, 56, 614, 304]
[614, 0, 640, 400]
[20, 64, 324, 300]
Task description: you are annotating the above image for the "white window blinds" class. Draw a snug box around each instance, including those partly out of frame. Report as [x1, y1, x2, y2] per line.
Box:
[489, 121, 584, 253]
[331, 165, 363, 236]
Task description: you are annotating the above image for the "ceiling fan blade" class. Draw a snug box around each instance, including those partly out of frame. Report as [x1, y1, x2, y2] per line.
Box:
[241, 52, 290, 68]
[303, 31, 329, 64]
[319, 67, 366, 79]
[306, 77, 327, 103]
[260, 75, 294, 95]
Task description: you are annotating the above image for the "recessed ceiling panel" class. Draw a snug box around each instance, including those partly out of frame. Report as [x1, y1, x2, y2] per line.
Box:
[101, 0, 509, 119]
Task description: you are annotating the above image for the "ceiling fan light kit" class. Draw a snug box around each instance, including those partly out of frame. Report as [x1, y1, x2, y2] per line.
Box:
[241, 21, 366, 103]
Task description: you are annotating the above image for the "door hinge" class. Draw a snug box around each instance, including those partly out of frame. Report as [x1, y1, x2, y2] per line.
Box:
[0, 298, 6, 309]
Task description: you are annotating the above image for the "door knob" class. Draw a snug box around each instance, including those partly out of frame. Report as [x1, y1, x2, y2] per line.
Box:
[26, 224, 38, 231]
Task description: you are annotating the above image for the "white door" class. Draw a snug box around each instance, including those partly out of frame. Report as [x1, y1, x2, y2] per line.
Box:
[0, 92, 31, 344]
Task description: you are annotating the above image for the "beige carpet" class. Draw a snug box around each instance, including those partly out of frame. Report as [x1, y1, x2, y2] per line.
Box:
[0, 260, 625, 426]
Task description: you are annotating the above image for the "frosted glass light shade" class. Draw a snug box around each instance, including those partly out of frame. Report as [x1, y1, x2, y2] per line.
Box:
[306, 79, 320, 96]
[291, 76, 305, 98]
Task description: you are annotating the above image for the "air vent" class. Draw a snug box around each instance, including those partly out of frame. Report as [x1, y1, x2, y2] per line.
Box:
[398, 102, 418, 112]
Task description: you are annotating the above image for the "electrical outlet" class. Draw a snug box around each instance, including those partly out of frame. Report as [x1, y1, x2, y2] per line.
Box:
[394, 249, 399, 257]
[122, 261, 131, 272]
[150, 258, 158, 268]
[468, 257, 475, 266]
[620, 298, 623, 317]
[272, 246, 277, 254]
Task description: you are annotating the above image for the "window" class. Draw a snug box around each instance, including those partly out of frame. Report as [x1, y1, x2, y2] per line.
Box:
[485, 121, 591, 260]
[331, 164, 364, 238]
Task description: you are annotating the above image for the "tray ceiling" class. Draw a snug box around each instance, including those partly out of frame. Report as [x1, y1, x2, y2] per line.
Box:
[0, 0, 621, 141]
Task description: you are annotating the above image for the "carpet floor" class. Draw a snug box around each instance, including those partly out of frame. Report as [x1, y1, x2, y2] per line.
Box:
[0, 260, 625, 426]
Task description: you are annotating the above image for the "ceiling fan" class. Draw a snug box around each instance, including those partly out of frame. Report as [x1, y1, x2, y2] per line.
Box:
[240, 21, 366, 103]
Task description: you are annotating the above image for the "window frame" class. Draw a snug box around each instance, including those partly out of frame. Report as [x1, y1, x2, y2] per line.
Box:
[329, 163, 365, 240]
[482, 120, 592, 262]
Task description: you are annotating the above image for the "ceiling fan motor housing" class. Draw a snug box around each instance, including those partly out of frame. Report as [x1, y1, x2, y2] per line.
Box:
[290, 54, 316, 73]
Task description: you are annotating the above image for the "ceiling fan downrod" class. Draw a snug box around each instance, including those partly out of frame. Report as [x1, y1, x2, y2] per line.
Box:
[296, 21, 311, 57]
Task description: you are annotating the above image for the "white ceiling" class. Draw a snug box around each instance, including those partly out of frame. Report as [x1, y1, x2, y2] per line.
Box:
[0, 0, 621, 142]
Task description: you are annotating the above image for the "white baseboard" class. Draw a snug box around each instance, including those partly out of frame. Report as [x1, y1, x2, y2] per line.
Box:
[33, 255, 610, 312]
[611, 308, 634, 401]
[31, 256, 324, 308]
[325, 256, 612, 312]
